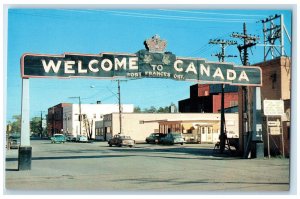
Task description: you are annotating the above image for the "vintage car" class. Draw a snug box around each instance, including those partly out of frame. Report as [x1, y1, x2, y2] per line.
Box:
[160, 133, 185, 145]
[50, 134, 66, 144]
[8, 135, 21, 149]
[108, 134, 135, 148]
[66, 135, 76, 142]
[145, 133, 167, 144]
[76, 135, 88, 142]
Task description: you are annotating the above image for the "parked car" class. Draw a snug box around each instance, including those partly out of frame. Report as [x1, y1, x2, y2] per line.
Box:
[66, 135, 76, 142]
[160, 133, 185, 145]
[76, 135, 88, 142]
[145, 133, 167, 144]
[8, 135, 21, 149]
[108, 134, 135, 147]
[50, 134, 66, 144]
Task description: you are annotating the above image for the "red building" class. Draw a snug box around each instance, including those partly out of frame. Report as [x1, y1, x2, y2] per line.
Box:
[179, 84, 239, 113]
[47, 103, 71, 137]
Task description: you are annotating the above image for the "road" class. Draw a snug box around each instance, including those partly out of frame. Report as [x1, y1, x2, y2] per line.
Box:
[5, 140, 290, 193]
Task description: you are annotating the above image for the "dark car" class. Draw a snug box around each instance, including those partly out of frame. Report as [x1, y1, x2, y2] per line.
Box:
[108, 134, 135, 148]
[160, 133, 185, 145]
[145, 133, 167, 144]
[8, 136, 21, 149]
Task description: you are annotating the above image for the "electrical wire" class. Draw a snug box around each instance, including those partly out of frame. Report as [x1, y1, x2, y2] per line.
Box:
[158, 9, 268, 18]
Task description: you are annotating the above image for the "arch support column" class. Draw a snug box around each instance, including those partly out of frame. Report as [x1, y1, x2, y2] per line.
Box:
[18, 78, 32, 170]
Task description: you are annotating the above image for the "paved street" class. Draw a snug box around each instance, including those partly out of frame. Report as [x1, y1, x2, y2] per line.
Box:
[5, 140, 289, 193]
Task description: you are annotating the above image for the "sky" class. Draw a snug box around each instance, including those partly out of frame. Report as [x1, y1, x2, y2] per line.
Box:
[5, 7, 292, 122]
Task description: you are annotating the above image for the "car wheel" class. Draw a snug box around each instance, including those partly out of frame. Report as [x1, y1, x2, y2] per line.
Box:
[181, 143, 183, 145]
[146, 140, 149, 144]
[109, 144, 112, 147]
[129, 145, 133, 148]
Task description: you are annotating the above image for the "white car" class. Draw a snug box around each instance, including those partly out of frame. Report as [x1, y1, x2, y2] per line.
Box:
[76, 135, 88, 142]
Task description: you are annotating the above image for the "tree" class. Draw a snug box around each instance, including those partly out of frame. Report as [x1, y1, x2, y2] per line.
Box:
[144, 106, 157, 113]
[7, 115, 21, 133]
[30, 117, 42, 136]
[134, 106, 141, 113]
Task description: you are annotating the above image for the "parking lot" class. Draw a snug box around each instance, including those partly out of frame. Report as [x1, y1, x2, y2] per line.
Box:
[5, 140, 290, 193]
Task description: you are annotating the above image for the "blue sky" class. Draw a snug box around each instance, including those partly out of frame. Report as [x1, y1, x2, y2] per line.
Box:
[6, 8, 292, 122]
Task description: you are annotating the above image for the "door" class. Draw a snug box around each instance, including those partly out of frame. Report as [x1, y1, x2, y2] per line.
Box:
[200, 126, 207, 142]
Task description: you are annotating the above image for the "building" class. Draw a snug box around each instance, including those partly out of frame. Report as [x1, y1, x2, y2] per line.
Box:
[179, 84, 239, 113]
[253, 56, 291, 157]
[95, 113, 238, 143]
[47, 103, 72, 137]
[63, 104, 134, 139]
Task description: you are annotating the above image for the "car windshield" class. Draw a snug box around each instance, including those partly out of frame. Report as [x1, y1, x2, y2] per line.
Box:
[171, 134, 182, 138]
[121, 136, 131, 139]
[55, 135, 64, 137]
[9, 136, 20, 139]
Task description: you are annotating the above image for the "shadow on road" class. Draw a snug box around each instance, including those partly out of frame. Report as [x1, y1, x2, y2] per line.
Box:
[6, 145, 240, 163]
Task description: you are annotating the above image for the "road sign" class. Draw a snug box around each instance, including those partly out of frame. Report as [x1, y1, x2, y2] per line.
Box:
[267, 119, 281, 127]
[269, 127, 281, 135]
[263, 100, 284, 116]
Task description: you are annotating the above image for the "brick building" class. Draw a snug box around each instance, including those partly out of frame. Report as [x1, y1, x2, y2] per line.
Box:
[47, 103, 72, 137]
[178, 84, 239, 113]
[178, 56, 291, 158]
[253, 56, 291, 157]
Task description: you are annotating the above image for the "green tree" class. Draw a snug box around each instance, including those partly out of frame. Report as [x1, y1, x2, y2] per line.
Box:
[134, 106, 142, 113]
[30, 117, 42, 136]
[144, 106, 157, 113]
[7, 115, 21, 133]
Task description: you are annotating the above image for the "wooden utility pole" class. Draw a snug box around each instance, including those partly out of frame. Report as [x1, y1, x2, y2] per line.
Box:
[117, 80, 122, 134]
[209, 39, 237, 153]
[231, 23, 260, 158]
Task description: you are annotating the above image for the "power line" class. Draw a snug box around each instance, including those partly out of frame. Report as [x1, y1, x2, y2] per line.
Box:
[51, 9, 258, 23]
[105, 11, 258, 23]
[159, 9, 268, 17]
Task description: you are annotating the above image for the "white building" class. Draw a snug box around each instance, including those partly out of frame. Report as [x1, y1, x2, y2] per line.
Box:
[95, 113, 239, 143]
[63, 104, 134, 139]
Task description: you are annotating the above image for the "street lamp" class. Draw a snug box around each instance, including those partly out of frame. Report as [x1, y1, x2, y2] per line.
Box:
[69, 96, 82, 136]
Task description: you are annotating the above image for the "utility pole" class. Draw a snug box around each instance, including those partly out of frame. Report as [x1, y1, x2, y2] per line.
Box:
[231, 23, 260, 158]
[69, 96, 82, 136]
[117, 80, 122, 134]
[209, 39, 237, 153]
[260, 14, 291, 61]
[40, 111, 45, 138]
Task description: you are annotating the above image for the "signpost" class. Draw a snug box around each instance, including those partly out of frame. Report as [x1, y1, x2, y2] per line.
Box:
[263, 99, 285, 158]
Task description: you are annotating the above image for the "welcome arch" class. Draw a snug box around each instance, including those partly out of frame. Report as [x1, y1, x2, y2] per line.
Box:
[19, 35, 262, 170]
